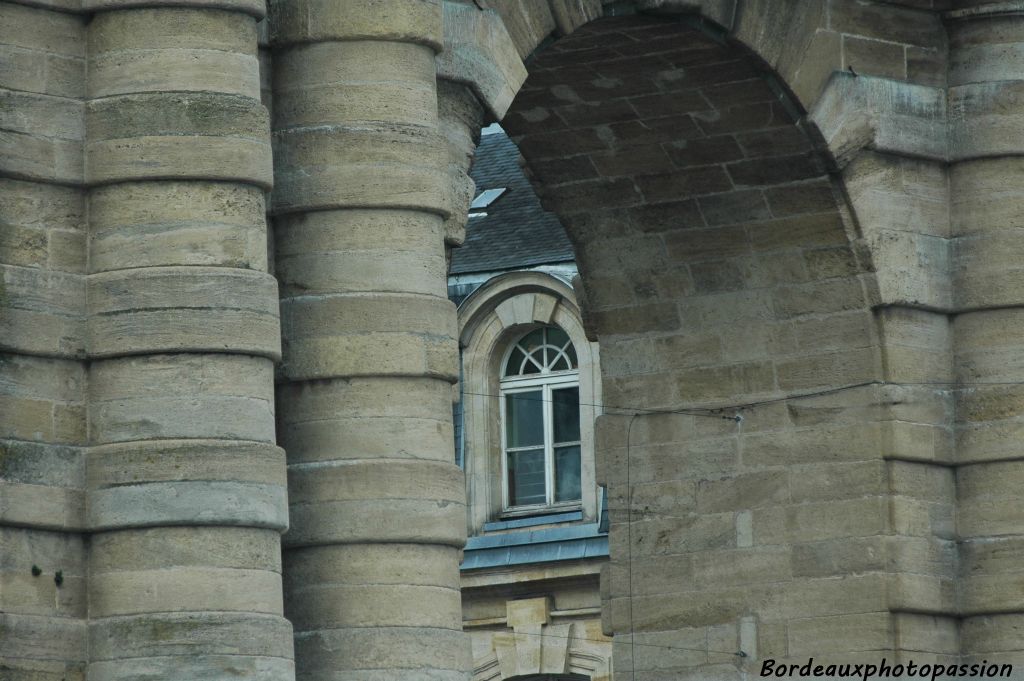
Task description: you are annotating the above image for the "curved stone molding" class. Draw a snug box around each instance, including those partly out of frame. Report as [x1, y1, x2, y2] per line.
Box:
[274, 213, 447, 299]
[284, 459, 467, 548]
[274, 41, 437, 129]
[279, 293, 458, 382]
[88, 611, 294, 661]
[87, 440, 288, 531]
[83, 0, 266, 17]
[85, 92, 273, 188]
[271, 125, 449, 216]
[438, 2, 528, 120]
[267, 0, 443, 51]
[87, 266, 281, 360]
[88, 354, 276, 444]
[88, 8, 261, 99]
[439, 82, 484, 247]
[0, 266, 86, 357]
[457, 271, 601, 535]
[810, 73, 947, 167]
[950, 80, 1024, 161]
[458, 270, 581, 346]
[277, 377, 455, 465]
[89, 182, 268, 273]
[291, 626, 469, 680]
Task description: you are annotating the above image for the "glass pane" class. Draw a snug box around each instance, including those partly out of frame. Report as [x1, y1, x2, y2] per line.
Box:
[506, 391, 544, 448]
[508, 448, 546, 506]
[550, 354, 569, 372]
[552, 386, 580, 443]
[505, 347, 526, 376]
[520, 328, 544, 353]
[521, 352, 542, 374]
[565, 341, 578, 368]
[547, 326, 570, 349]
[554, 445, 582, 502]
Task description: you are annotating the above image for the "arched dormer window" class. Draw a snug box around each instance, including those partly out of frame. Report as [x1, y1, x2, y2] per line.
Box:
[457, 272, 601, 533]
[500, 326, 581, 509]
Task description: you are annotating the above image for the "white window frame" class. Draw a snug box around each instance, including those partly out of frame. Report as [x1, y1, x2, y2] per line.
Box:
[499, 342, 582, 516]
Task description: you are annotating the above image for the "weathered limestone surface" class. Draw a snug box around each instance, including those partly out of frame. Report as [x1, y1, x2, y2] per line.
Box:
[82, 3, 293, 680]
[4, 0, 1024, 679]
[269, 0, 475, 678]
[948, 2, 1024, 672]
[0, 3, 88, 679]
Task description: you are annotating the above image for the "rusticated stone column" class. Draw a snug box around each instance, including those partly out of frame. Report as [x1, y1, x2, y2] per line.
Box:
[0, 4, 88, 679]
[269, 1, 471, 678]
[83, 3, 293, 679]
[948, 2, 1024, 671]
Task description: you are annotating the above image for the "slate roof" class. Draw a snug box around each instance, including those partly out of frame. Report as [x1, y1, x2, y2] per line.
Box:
[449, 131, 576, 275]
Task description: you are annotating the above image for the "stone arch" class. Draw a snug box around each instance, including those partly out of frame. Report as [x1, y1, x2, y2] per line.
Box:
[457, 271, 602, 534]
[452, 1, 956, 679]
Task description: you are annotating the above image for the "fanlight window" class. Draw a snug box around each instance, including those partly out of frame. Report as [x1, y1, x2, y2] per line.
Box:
[500, 326, 581, 511]
[503, 326, 578, 377]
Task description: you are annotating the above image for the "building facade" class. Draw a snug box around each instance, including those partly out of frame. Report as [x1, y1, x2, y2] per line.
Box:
[4, 0, 1024, 680]
[451, 129, 611, 680]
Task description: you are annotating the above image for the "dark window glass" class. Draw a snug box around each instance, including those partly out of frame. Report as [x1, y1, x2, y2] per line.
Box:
[554, 445, 581, 502]
[508, 449, 546, 506]
[506, 391, 543, 448]
[552, 386, 580, 443]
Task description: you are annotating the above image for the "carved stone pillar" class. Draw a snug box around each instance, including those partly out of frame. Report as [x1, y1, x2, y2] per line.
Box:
[270, 1, 472, 678]
[948, 2, 1024, 670]
[83, 3, 293, 679]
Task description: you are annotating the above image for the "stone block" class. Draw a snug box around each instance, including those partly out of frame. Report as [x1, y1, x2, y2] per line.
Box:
[87, 440, 287, 531]
[272, 124, 448, 215]
[88, 8, 260, 98]
[89, 611, 294, 661]
[949, 15, 1024, 87]
[285, 459, 466, 548]
[291, 627, 469, 677]
[696, 471, 789, 513]
[438, 2, 527, 118]
[277, 376, 455, 464]
[636, 166, 734, 203]
[275, 41, 436, 129]
[89, 182, 267, 272]
[843, 35, 906, 80]
[753, 497, 888, 545]
[950, 81, 1024, 160]
[788, 460, 886, 503]
[87, 266, 280, 359]
[0, 612, 86, 665]
[788, 612, 892, 656]
[749, 212, 848, 252]
[828, 0, 943, 49]
[86, 93, 272, 188]
[744, 425, 882, 468]
[88, 354, 275, 444]
[269, 0, 442, 49]
[0, 3, 85, 58]
[279, 293, 457, 382]
[792, 536, 887, 578]
[961, 614, 1024, 654]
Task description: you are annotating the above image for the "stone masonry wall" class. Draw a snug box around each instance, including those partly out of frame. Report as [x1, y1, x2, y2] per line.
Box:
[5, 0, 1024, 679]
[1, 4, 88, 678]
[496, 3, 1013, 677]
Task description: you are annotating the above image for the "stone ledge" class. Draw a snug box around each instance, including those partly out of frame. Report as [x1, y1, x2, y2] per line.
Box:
[438, 2, 528, 120]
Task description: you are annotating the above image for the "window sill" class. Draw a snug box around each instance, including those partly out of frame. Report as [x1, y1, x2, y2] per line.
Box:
[483, 509, 583, 532]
